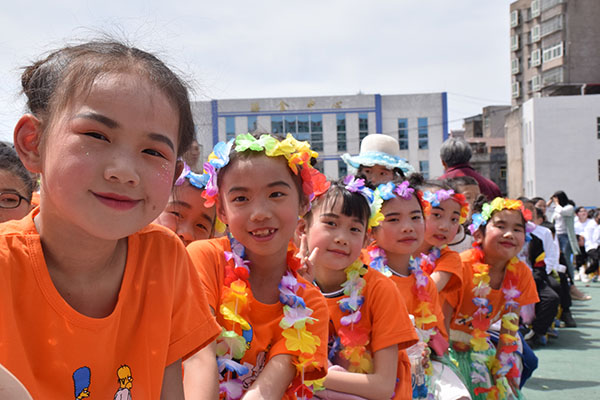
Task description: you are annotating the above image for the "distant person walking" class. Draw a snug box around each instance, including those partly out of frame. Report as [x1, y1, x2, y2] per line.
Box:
[438, 137, 501, 201]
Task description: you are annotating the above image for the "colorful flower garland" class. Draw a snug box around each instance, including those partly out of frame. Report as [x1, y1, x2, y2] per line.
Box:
[342, 175, 383, 229]
[201, 133, 330, 208]
[469, 245, 521, 400]
[335, 259, 373, 374]
[216, 237, 321, 399]
[422, 188, 469, 224]
[468, 198, 534, 235]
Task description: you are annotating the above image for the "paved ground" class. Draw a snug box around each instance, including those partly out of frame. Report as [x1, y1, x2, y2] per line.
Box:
[521, 280, 600, 400]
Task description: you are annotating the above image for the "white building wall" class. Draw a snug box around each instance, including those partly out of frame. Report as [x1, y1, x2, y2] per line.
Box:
[523, 95, 600, 206]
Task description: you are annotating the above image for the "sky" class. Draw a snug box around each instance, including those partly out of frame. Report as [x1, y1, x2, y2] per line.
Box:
[0, 0, 515, 143]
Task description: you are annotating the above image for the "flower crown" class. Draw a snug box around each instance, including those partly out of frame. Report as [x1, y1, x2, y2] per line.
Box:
[372, 181, 427, 221]
[468, 197, 535, 234]
[341, 175, 382, 229]
[201, 133, 330, 208]
[422, 189, 469, 224]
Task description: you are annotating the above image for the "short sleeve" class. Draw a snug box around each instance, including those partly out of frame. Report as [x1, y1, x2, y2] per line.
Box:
[187, 238, 227, 312]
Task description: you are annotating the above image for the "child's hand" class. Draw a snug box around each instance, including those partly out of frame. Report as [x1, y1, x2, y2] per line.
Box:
[297, 234, 320, 282]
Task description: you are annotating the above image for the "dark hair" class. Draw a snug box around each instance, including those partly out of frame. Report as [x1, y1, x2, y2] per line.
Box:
[440, 137, 472, 167]
[575, 206, 586, 214]
[0, 146, 37, 200]
[446, 176, 478, 188]
[304, 179, 371, 229]
[551, 190, 569, 207]
[421, 179, 454, 195]
[356, 165, 406, 184]
[216, 133, 308, 207]
[534, 207, 545, 221]
[21, 39, 194, 156]
[531, 197, 545, 204]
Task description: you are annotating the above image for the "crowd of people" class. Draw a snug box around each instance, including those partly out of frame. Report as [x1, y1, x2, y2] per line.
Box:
[0, 39, 597, 400]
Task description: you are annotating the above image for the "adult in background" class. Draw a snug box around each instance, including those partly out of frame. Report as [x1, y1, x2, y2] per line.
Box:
[438, 137, 501, 201]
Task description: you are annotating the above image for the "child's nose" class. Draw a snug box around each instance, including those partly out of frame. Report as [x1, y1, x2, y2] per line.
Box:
[177, 222, 194, 245]
[104, 154, 139, 186]
[249, 199, 272, 221]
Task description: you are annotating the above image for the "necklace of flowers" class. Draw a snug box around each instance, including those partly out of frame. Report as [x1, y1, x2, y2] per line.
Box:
[216, 235, 321, 399]
[333, 259, 373, 374]
[201, 133, 331, 208]
[418, 245, 445, 275]
[469, 244, 521, 399]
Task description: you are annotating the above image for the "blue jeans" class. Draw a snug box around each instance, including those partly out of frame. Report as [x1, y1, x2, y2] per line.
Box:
[558, 233, 575, 283]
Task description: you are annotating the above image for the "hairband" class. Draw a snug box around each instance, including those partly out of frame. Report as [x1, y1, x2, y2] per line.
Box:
[468, 197, 535, 234]
[343, 175, 383, 229]
[371, 181, 426, 223]
[175, 162, 210, 189]
[423, 189, 469, 224]
[201, 134, 330, 208]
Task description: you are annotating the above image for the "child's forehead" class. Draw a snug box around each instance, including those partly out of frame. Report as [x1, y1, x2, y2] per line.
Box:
[491, 209, 524, 224]
[383, 195, 420, 211]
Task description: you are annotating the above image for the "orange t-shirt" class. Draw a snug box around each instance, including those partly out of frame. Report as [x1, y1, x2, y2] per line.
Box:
[323, 268, 418, 400]
[187, 236, 329, 396]
[0, 210, 220, 399]
[449, 249, 539, 344]
[388, 272, 448, 341]
[430, 247, 464, 309]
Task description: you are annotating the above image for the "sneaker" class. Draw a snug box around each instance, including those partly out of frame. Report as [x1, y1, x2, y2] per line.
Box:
[561, 310, 577, 328]
[520, 327, 535, 341]
[547, 327, 559, 338]
[580, 267, 590, 283]
[527, 333, 547, 348]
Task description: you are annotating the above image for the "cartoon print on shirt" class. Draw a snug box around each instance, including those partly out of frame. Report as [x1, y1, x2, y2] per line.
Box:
[241, 351, 267, 390]
[114, 365, 133, 400]
[72, 366, 91, 399]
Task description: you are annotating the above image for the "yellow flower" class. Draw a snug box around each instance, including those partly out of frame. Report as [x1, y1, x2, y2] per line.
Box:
[282, 327, 321, 354]
[220, 302, 250, 330]
[470, 336, 490, 352]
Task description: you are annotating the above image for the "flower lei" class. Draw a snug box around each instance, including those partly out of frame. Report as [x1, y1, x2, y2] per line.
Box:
[201, 133, 331, 208]
[468, 197, 534, 235]
[216, 236, 321, 399]
[335, 259, 373, 373]
[422, 189, 469, 224]
[418, 246, 444, 275]
[342, 175, 383, 229]
[469, 245, 521, 400]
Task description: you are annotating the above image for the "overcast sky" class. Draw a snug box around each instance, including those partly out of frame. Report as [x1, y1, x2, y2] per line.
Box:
[0, 0, 515, 143]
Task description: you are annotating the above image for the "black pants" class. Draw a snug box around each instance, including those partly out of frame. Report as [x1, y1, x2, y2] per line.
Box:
[547, 270, 572, 312]
[532, 267, 560, 335]
[585, 248, 599, 274]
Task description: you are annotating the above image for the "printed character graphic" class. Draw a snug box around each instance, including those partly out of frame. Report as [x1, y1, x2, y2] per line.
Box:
[72, 366, 91, 399]
[114, 365, 133, 400]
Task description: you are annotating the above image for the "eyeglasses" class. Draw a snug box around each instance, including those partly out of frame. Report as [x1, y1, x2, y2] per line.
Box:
[0, 192, 30, 209]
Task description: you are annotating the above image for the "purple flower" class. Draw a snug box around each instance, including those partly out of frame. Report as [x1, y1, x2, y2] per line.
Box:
[394, 181, 414, 200]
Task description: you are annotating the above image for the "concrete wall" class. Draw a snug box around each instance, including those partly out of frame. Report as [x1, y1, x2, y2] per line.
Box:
[522, 94, 600, 206]
[505, 108, 524, 198]
[565, 0, 600, 84]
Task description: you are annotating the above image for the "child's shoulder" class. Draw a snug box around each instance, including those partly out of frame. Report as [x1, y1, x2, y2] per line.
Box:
[186, 236, 230, 256]
[440, 246, 461, 261]
[0, 211, 36, 237]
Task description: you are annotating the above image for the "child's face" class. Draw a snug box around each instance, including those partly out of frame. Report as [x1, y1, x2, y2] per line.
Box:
[217, 154, 305, 261]
[304, 196, 367, 272]
[360, 164, 394, 185]
[372, 195, 424, 255]
[0, 170, 32, 223]
[154, 181, 215, 245]
[36, 73, 180, 239]
[457, 184, 480, 212]
[480, 209, 526, 264]
[423, 198, 461, 248]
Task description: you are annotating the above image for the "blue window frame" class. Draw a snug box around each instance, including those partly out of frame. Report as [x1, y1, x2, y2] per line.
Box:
[226, 117, 236, 141]
[398, 118, 408, 150]
[419, 160, 429, 179]
[359, 113, 369, 142]
[418, 117, 428, 150]
[337, 114, 347, 152]
[248, 116, 257, 133]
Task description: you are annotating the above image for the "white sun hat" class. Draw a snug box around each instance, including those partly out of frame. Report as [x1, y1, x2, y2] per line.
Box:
[341, 134, 414, 174]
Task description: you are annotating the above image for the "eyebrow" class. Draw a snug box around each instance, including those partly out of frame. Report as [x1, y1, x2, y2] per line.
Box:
[169, 201, 214, 224]
[228, 180, 292, 193]
[385, 210, 422, 217]
[73, 112, 175, 152]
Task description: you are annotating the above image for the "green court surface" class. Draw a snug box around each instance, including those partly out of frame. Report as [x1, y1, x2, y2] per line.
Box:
[522, 280, 600, 400]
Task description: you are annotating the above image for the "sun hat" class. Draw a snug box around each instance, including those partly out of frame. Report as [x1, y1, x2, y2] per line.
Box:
[341, 134, 414, 174]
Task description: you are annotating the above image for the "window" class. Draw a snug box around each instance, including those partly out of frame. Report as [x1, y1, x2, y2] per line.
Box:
[597, 117, 600, 139]
[359, 113, 369, 142]
[510, 10, 519, 27]
[511, 35, 520, 51]
[248, 116, 257, 133]
[271, 116, 283, 134]
[531, 49, 541, 67]
[418, 118, 428, 150]
[542, 42, 563, 63]
[311, 114, 323, 151]
[512, 81, 520, 98]
[226, 117, 236, 141]
[541, 0, 564, 12]
[542, 67, 563, 86]
[511, 58, 520, 74]
[419, 161, 429, 179]
[531, 0, 540, 17]
[285, 116, 297, 136]
[500, 167, 507, 180]
[531, 75, 541, 91]
[314, 160, 324, 173]
[598, 160, 600, 182]
[541, 15, 563, 37]
[337, 114, 347, 152]
[398, 118, 408, 149]
[531, 25, 540, 42]
[296, 115, 309, 141]
[338, 160, 348, 178]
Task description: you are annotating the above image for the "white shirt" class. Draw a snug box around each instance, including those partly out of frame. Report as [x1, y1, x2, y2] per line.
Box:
[531, 225, 560, 274]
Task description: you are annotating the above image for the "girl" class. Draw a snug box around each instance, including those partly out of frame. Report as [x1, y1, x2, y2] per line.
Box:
[186, 133, 330, 399]
[415, 182, 470, 332]
[0, 40, 220, 399]
[299, 177, 418, 400]
[368, 179, 470, 400]
[154, 162, 219, 245]
[0, 145, 36, 223]
[449, 198, 539, 400]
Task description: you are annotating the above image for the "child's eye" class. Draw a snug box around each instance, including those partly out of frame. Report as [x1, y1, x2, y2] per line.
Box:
[84, 132, 109, 142]
[196, 223, 208, 232]
[143, 149, 167, 159]
[451, 217, 459, 223]
[412, 215, 423, 221]
[270, 191, 286, 198]
[231, 195, 248, 203]
[169, 211, 183, 219]
[350, 226, 363, 233]
[323, 220, 336, 227]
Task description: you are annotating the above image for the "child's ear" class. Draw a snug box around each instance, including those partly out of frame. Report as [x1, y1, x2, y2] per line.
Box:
[13, 114, 43, 173]
[296, 217, 307, 237]
[472, 229, 484, 245]
[216, 198, 228, 226]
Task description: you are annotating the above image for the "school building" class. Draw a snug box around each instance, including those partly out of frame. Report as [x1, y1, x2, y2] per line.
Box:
[191, 92, 449, 180]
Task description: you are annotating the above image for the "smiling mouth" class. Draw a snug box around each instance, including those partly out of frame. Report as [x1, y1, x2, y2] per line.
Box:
[93, 192, 140, 211]
[433, 234, 446, 241]
[250, 228, 276, 238]
[327, 249, 349, 256]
